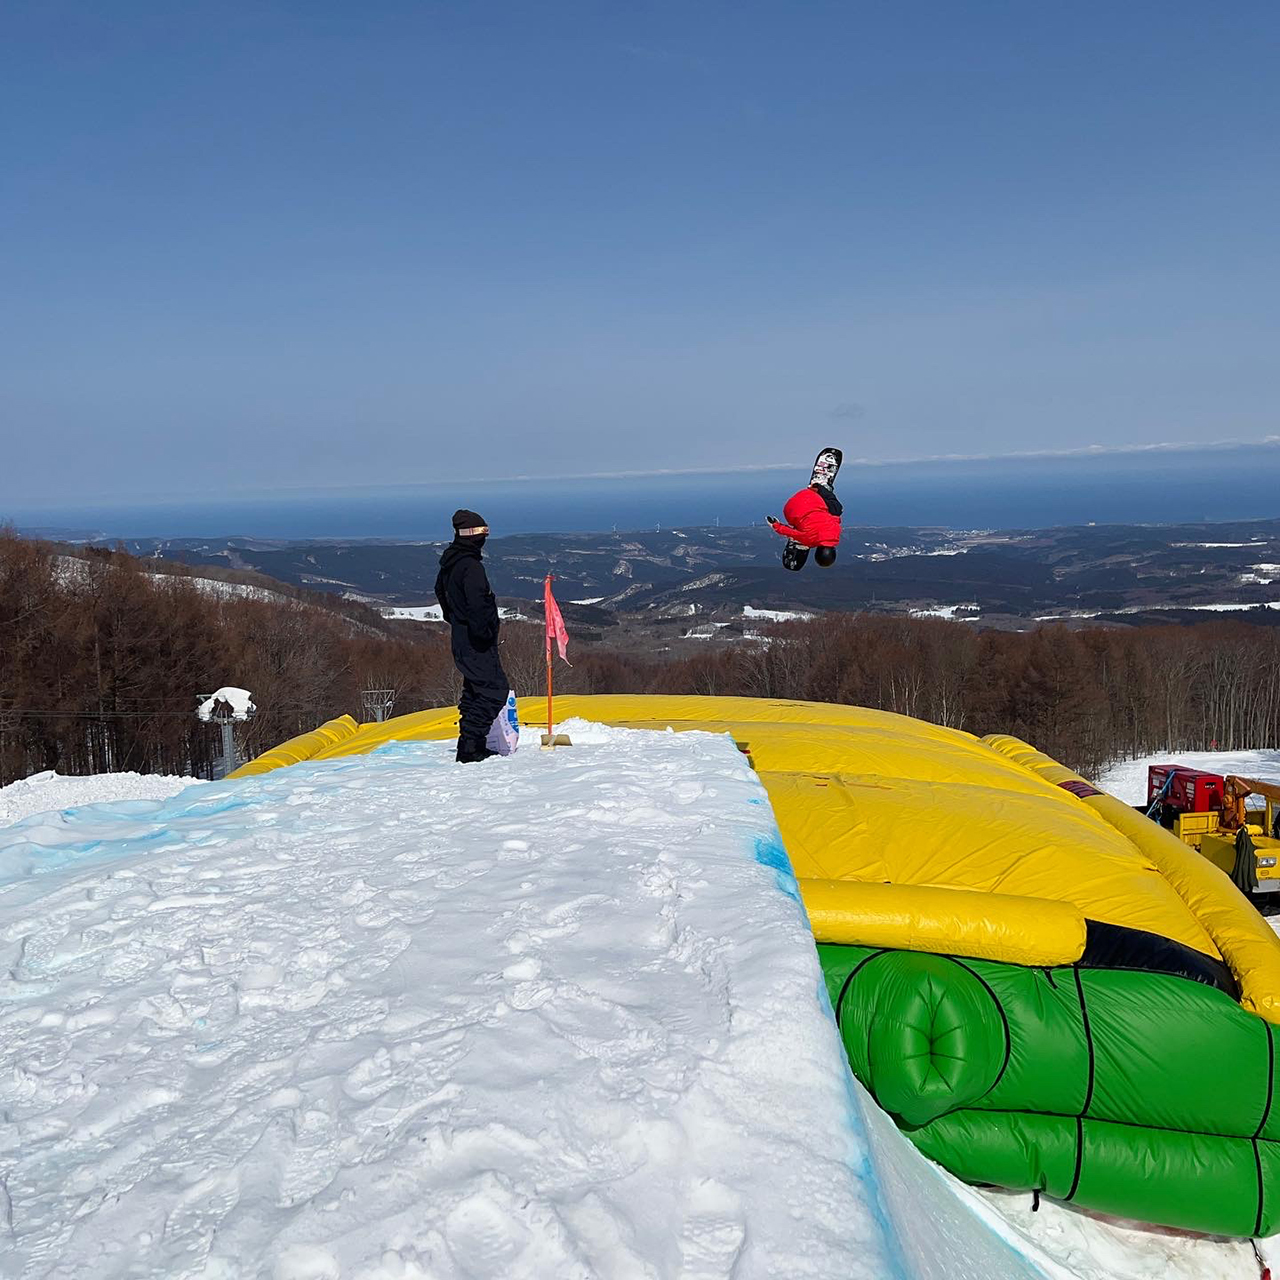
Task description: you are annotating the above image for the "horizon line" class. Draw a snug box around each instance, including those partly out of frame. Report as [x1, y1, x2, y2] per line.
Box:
[4, 434, 1279, 512]
[482, 434, 1280, 485]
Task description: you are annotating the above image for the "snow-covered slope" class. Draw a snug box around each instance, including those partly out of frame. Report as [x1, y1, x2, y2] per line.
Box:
[0, 723, 930, 1280]
[1100, 749, 1280, 805]
[52, 555, 295, 606]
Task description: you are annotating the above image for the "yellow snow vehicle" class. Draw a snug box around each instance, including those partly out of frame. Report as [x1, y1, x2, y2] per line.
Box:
[1147, 763, 1280, 897]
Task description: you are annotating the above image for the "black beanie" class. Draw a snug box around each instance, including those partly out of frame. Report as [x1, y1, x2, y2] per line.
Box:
[451, 508, 488, 536]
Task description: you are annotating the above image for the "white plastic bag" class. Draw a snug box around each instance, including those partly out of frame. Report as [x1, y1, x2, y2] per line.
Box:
[485, 690, 520, 756]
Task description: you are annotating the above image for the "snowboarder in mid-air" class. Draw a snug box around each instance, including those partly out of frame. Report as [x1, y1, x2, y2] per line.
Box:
[766, 448, 843, 571]
[434, 509, 509, 762]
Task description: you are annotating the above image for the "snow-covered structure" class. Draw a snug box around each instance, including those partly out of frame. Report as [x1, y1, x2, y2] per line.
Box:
[0, 720, 1050, 1278]
[195, 685, 256, 722]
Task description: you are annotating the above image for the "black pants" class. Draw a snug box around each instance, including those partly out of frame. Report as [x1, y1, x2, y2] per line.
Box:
[452, 629, 509, 744]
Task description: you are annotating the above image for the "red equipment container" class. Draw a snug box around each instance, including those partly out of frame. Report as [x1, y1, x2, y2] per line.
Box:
[1146, 764, 1226, 814]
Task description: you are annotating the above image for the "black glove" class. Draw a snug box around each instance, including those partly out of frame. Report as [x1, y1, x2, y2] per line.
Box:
[766, 515, 779, 527]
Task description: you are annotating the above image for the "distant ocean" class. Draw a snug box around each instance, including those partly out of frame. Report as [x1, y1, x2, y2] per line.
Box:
[10, 444, 1280, 541]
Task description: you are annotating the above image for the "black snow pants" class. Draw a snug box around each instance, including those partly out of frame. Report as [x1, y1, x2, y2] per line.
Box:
[452, 626, 509, 747]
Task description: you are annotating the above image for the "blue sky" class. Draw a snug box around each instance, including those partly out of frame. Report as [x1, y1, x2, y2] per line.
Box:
[3, 1, 1278, 505]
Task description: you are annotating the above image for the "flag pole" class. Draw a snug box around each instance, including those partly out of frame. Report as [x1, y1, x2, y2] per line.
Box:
[541, 573, 572, 749]
[545, 574, 554, 739]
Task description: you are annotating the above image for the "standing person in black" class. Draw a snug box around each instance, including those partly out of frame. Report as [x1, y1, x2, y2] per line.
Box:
[434, 509, 510, 763]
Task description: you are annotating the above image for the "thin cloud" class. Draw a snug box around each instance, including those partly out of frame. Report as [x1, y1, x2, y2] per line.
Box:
[234, 436, 1280, 494]
[485, 436, 1280, 484]
[847, 437, 1280, 469]
[828, 403, 866, 421]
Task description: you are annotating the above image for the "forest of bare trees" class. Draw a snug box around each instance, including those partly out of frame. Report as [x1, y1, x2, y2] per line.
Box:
[5, 531, 1280, 784]
[633, 616, 1280, 779]
[0, 534, 465, 782]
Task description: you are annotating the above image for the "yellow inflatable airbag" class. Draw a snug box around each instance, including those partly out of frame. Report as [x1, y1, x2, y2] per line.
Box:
[798, 879, 1087, 965]
[983, 735, 1280, 1023]
[229, 714, 358, 778]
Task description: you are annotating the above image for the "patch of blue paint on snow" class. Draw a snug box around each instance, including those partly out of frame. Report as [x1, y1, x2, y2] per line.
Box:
[170, 793, 253, 819]
[752, 834, 802, 904]
[370, 739, 447, 757]
[813, 972, 913, 1280]
[743, 816, 908, 1276]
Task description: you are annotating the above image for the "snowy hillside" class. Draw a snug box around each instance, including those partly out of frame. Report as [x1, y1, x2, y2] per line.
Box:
[53, 555, 296, 606]
[381, 604, 528, 622]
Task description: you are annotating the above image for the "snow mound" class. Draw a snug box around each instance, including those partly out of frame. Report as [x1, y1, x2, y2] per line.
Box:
[0, 724, 912, 1278]
[0, 770, 202, 830]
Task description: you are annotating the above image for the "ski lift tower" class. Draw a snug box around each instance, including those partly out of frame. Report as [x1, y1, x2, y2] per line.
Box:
[196, 687, 256, 779]
[361, 687, 396, 723]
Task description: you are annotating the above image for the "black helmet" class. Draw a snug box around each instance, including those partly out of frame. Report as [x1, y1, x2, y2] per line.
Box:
[815, 546, 837, 568]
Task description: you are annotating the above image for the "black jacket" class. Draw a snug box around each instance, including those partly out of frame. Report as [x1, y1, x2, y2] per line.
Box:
[812, 483, 843, 517]
[434, 541, 500, 649]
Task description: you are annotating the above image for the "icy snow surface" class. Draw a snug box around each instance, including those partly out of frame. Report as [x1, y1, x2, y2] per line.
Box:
[0, 721, 919, 1279]
[0, 771, 202, 830]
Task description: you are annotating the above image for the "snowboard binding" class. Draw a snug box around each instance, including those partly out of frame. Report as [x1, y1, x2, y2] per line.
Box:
[782, 541, 810, 572]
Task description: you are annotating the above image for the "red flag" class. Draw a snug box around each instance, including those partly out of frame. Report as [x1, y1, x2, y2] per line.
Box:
[545, 576, 571, 665]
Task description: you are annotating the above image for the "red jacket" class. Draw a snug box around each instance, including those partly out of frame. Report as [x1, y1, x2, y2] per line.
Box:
[770, 487, 841, 547]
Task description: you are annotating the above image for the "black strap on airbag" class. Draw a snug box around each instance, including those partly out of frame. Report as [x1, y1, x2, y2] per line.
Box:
[1081, 919, 1239, 999]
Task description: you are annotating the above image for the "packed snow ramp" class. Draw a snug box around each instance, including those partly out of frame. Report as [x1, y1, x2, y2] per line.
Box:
[237, 694, 1280, 1237]
[1, 717, 1054, 1278]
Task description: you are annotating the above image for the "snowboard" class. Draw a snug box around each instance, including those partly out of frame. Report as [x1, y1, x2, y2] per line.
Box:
[782, 447, 842, 571]
[810, 446, 842, 489]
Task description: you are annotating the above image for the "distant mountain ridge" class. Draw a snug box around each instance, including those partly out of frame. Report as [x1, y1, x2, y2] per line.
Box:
[27, 517, 1280, 629]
